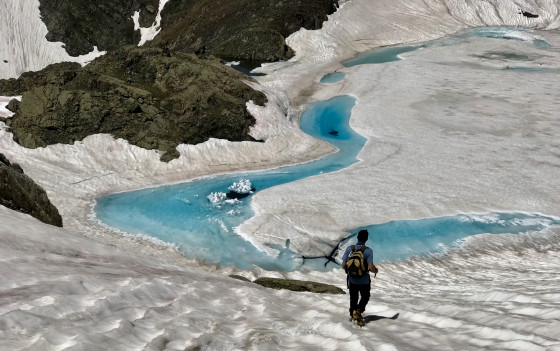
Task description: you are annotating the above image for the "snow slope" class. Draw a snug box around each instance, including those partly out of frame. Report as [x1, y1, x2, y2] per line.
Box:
[244, 29, 560, 253]
[1, 0, 560, 349]
[0, 0, 104, 79]
[2, 200, 559, 350]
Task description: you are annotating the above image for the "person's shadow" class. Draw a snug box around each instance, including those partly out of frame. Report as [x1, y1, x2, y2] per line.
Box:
[364, 313, 399, 324]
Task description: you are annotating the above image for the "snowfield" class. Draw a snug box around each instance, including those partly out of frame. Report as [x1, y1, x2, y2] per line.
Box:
[0, 0, 104, 79]
[2, 206, 560, 350]
[1, 0, 560, 349]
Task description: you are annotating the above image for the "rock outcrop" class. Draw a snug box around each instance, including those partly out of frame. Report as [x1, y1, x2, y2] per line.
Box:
[38, 0, 338, 62]
[151, 0, 339, 62]
[38, 0, 160, 56]
[2, 47, 267, 161]
[0, 153, 63, 227]
[9, 1, 338, 162]
[0, 62, 82, 96]
[254, 277, 345, 294]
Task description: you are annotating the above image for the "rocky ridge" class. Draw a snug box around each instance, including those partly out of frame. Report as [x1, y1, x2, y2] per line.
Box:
[38, 0, 159, 56]
[2, 47, 267, 162]
[38, 0, 338, 62]
[151, 0, 339, 62]
[2, 0, 340, 163]
[0, 0, 337, 226]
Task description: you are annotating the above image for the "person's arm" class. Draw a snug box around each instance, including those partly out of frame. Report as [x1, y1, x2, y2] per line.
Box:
[366, 248, 378, 277]
[368, 262, 378, 274]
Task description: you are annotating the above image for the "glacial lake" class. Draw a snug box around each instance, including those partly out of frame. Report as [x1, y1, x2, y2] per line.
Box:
[96, 27, 558, 270]
[95, 95, 365, 271]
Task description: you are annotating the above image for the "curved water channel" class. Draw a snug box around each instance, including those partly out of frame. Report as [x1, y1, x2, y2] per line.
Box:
[96, 27, 560, 271]
[96, 95, 364, 271]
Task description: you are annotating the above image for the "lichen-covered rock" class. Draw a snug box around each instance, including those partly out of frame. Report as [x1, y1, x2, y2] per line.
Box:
[254, 277, 345, 295]
[2, 46, 267, 161]
[0, 153, 63, 227]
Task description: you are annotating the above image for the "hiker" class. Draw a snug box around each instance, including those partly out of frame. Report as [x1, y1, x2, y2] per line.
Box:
[342, 229, 378, 325]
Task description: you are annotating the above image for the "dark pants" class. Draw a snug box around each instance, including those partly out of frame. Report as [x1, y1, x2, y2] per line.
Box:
[348, 282, 371, 316]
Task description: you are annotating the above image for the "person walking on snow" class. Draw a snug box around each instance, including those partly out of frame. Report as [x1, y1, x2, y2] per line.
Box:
[342, 229, 378, 325]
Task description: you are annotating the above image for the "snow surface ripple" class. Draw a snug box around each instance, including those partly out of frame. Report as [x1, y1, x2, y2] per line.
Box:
[1, 207, 560, 350]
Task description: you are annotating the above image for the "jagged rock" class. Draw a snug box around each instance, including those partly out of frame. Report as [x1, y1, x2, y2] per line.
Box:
[0, 62, 81, 96]
[138, 0, 160, 28]
[152, 0, 339, 62]
[2, 46, 267, 161]
[0, 153, 63, 227]
[7, 99, 19, 113]
[160, 148, 180, 163]
[38, 0, 160, 55]
[254, 277, 345, 295]
[37, 0, 338, 62]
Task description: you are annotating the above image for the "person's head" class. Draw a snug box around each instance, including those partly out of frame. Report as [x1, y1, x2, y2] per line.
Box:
[357, 229, 369, 242]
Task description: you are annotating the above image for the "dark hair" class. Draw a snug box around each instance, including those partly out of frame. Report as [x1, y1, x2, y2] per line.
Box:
[357, 229, 369, 242]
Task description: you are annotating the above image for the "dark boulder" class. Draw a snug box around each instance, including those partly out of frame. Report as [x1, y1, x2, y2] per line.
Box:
[254, 277, 345, 294]
[0, 153, 63, 227]
[521, 10, 539, 18]
[7, 99, 19, 113]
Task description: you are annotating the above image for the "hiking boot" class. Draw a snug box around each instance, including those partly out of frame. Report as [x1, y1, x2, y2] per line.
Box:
[353, 309, 365, 326]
